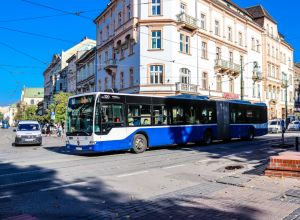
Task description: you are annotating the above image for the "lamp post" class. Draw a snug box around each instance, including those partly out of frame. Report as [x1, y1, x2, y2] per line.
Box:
[240, 61, 259, 100]
[281, 72, 289, 127]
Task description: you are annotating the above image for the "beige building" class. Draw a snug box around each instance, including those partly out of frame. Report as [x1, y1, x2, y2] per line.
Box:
[94, 0, 294, 120]
[246, 5, 294, 119]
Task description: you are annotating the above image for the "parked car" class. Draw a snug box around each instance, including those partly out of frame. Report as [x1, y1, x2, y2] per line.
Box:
[287, 120, 300, 131]
[14, 121, 42, 146]
[268, 119, 284, 133]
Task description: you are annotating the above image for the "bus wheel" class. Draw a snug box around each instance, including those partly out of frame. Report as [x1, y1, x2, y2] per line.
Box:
[203, 130, 212, 145]
[132, 134, 147, 153]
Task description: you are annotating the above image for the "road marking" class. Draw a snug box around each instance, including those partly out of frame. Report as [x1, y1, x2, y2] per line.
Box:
[40, 182, 88, 192]
[162, 164, 186, 169]
[0, 178, 51, 188]
[117, 170, 149, 178]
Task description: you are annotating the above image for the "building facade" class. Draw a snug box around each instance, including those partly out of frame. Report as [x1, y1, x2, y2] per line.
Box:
[294, 63, 300, 115]
[76, 47, 97, 93]
[43, 37, 96, 108]
[21, 87, 44, 106]
[246, 5, 294, 119]
[94, 0, 293, 119]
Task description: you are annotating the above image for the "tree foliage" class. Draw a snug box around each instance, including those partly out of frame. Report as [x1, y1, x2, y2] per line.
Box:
[48, 92, 72, 124]
[0, 112, 3, 121]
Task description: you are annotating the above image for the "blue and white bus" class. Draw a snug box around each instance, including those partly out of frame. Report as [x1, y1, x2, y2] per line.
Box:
[66, 92, 268, 153]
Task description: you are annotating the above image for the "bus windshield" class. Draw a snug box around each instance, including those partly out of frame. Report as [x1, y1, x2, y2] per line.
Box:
[66, 95, 95, 136]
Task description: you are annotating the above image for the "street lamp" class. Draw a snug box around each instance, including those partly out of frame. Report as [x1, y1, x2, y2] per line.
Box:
[281, 72, 289, 126]
[240, 60, 260, 100]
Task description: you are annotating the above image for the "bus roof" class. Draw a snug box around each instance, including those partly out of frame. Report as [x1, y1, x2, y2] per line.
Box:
[69, 92, 267, 106]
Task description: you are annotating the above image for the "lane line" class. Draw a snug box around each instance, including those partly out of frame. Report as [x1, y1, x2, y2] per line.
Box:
[117, 170, 149, 178]
[40, 182, 88, 192]
[162, 164, 186, 169]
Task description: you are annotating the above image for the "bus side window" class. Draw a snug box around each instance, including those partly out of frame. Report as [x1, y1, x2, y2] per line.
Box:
[153, 105, 168, 125]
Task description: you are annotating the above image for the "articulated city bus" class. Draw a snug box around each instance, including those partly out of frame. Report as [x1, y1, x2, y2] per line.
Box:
[65, 92, 268, 153]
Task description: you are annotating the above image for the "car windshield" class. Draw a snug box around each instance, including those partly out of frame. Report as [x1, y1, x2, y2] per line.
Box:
[18, 124, 39, 131]
[66, 95, 95, 136]
[270, 121, 278, 125]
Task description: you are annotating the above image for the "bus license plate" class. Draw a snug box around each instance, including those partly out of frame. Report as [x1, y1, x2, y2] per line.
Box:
[76, 147, 82, 150]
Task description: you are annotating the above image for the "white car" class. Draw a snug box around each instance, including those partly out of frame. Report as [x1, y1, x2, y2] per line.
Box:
[287, 120, 300, 131]
[268, 119, 283, 133]
[14, 121, 42, 146]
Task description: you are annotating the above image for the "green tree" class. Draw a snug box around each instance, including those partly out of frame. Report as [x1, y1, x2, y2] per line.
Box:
[48, 92, 72, 124]
[0, 112, 3, 121]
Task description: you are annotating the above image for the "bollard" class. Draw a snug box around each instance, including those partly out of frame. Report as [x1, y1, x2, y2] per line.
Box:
[296, 137, 299, 152]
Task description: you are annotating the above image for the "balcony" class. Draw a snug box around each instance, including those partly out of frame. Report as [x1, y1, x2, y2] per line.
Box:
[176, 82, 198, 93]
[215, 59, 241, 77]
[176, 13, 198, 30]
[104, 59, 117, 74]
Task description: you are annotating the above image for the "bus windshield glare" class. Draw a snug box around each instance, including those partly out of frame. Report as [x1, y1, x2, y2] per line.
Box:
[66, 95, 95, 136]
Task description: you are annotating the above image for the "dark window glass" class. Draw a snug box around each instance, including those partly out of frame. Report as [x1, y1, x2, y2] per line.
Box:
[153, 105, 169, 125]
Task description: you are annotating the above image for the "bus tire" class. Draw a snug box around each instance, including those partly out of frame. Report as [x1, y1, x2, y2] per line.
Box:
[132, 134, 147, 154]
[203, 130, 212, 145]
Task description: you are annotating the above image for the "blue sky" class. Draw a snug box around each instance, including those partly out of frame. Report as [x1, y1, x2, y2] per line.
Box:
[0, 0, 299, 106]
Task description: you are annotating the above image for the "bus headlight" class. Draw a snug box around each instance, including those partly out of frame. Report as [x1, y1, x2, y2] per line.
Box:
[89, 141, 96, 145]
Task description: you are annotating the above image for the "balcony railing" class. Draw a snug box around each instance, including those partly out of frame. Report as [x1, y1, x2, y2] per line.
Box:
[176, 13, 198, 30]
[104, 59, 117, 72]
[215, 59, 241, 76]
[176, 82, 197, 93]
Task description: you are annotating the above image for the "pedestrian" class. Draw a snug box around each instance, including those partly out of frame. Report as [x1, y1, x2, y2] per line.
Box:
[57, 123, 62, 138]
[46, 123, 51, 137]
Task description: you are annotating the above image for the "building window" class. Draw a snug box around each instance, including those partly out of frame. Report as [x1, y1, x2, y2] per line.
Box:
[151, 0, 161, 16]
[180, 2, 187, 13]
[200, 13, 206, 30]
[129, 68, 134, 87]
[256, 40, 260, 52]
[229, 79, 234, 93]
[127, 4, 131, 20]
[179, 33, 190, 54]
[30, 99, 34, 105]
[216, 47, 221, 60]
[238, 32, 243, 46]
[104, 77, 108, 90]
[216, 75, 222, 91]
[215, 20, 220, 36]
[151, 30, 162, 49]
[228, 27, 232, 41]
[150, 65, 163, 84]
[106, 25, 109, 39]
[120, 72, 124, 89]
[276, 48, 279, 59]
[267, 44, 270, 55]
[268, 64, 271, 76]
[201, 42, 207, 59]
[118, 11, 122, 26]
[202, 72, 208, 89]
[229, 52, 233, 63]
[129, 39, 134, 55]
[180, 68, 190, 84]
[251, 37, 255, 50]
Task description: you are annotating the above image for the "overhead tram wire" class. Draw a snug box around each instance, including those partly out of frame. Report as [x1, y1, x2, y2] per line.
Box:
[0, 9, 103, 23]
[21, 0, 96, 21]
[0, 41, 48, 64]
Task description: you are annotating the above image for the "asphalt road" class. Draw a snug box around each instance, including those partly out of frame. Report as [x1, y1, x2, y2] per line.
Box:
[0, 128, 299, 220]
